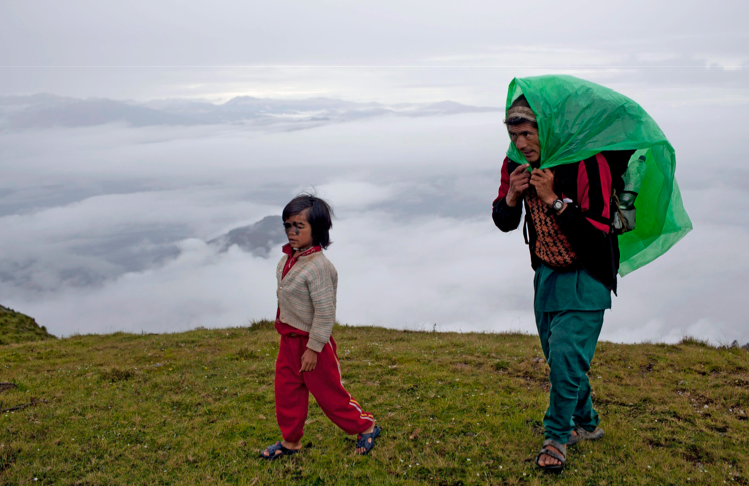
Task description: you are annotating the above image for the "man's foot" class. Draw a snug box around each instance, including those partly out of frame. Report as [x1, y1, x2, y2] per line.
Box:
[537, 444, 564, 467]
[260, 440, 302, 460]
[355, 424, 381, 455]
[566, 429, 578, 445]
[535, 439, 566, 471]
[567, 426, 604, 446]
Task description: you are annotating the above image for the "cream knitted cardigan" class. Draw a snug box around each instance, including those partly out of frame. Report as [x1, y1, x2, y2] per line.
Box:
[276, 251, 338, 352]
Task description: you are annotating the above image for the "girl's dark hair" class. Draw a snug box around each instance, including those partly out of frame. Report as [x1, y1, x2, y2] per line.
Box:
[282, 194, 335, 249]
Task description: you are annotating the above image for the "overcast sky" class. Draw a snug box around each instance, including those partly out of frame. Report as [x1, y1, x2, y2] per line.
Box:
[1, 1, 747, 344]
[2, 1, 747, 104]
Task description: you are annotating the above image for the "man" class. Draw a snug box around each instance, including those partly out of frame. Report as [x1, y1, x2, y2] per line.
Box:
[492, 95, 622, 471]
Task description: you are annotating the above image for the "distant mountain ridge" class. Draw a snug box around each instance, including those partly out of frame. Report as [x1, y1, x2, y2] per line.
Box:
[207, 216, 286, 257]
[9, 99, 201, 128]
[0, 94, 502, 130]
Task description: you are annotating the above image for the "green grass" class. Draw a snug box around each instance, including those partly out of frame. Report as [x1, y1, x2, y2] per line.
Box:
[0, 305, 56, 346]
[1, 320, 747, 485]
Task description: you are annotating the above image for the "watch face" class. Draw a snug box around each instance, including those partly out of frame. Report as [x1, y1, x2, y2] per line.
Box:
[553, 200, 563, 211]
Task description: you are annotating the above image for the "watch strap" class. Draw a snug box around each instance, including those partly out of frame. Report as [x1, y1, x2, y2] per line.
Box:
[547, 198, 564, 215]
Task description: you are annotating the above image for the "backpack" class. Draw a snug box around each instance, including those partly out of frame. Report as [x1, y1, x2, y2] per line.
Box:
[603, 150, 647, 235]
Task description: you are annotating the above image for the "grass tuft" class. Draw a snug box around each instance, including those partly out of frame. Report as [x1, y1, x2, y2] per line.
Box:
[247, 319, 275, 332]
[679, 335, 713, 347]
[99, 368, 135, 383]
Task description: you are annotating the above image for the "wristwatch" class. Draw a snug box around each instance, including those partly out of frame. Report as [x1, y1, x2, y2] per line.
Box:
[547, 198, 564, 214]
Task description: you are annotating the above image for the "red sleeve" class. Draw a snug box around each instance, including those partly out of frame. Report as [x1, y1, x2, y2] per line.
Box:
[576, 153, 612, 233]
[493, 157, 512, 204]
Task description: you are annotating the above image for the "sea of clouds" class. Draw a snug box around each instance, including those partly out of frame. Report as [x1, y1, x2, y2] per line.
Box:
[1, 96, 747, 345]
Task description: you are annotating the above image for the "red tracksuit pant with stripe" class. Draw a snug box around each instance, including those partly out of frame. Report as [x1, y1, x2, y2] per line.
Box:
[274, 322, 374, 442]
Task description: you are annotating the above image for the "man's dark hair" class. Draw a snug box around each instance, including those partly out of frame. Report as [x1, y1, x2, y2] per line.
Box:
[282, 193, 335, 249]
[503, 95, 538, 128]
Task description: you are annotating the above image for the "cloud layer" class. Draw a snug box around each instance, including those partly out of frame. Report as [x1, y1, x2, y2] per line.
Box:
[0, 102, 747, 345]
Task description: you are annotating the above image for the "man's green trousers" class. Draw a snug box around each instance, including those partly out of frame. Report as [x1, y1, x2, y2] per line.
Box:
[533, 265, 610, 445]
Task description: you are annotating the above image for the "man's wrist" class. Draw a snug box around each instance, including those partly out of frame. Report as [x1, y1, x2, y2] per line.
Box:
[545, 196, 567, 215]
[544, 194, 558, 207]
[505, 193, 518, 207]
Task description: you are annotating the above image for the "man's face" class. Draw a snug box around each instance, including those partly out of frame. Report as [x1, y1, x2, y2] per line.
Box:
[508, 122, 540, 164]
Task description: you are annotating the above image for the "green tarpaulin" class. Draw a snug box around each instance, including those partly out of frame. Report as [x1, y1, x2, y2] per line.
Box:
[505, 74, 692, 276]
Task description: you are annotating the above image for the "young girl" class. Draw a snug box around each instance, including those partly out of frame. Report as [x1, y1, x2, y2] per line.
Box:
[261, 194, 380, 460]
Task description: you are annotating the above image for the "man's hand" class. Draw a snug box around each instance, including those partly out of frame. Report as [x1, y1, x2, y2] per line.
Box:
[300, 348, 318, 372]
[506, 163, 531, 207]
[530, 168, 558, 206]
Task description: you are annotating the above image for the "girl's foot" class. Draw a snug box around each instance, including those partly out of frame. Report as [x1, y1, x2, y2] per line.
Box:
[260, 440, 302, 459]
[355, 424, 381, 455]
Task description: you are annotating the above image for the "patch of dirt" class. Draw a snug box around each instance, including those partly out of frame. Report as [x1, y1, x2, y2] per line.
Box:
[99, 368, 134, 382]
[683, 443, 715, 465]
[640, 362, 656, 373]
[525, 418, 545, 436]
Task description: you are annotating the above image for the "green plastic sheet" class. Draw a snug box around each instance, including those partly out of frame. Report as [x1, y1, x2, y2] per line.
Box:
[505, 75, 692, 276]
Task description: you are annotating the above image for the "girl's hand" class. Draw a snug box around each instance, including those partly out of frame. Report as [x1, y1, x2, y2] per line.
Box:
[300, 348, 318, 372]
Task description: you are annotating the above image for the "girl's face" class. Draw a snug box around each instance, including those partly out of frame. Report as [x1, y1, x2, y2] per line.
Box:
[284, 211, 314, 250]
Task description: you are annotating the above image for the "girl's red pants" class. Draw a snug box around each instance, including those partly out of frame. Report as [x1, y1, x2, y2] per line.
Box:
[274, 329, 375, 442]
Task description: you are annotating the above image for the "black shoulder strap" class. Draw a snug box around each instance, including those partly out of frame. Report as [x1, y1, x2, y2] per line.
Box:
[600, 150, 635, 195]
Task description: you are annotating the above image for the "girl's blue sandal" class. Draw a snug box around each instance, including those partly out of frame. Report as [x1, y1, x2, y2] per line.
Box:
[260, 441, 300, 460]
[355, 425, 381, 455]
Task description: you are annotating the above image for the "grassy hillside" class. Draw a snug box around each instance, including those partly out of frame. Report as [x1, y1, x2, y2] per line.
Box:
[0, 305, 56, 345]
[0, 321, 747, 485]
